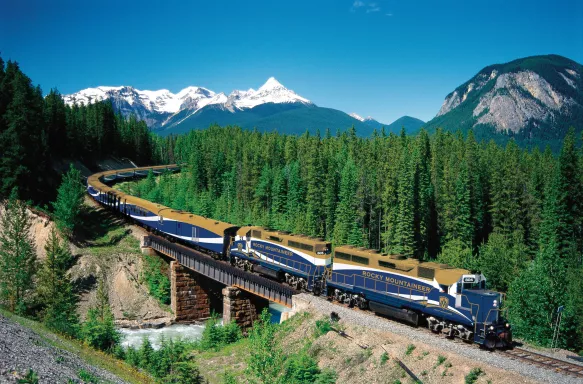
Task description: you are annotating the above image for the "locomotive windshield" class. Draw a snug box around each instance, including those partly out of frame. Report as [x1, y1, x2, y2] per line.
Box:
[458, 274, 486, 291]
[315, 243, 331, 255]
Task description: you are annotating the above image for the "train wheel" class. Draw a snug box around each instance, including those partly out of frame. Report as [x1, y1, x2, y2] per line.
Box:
[313, 285, 321, 296]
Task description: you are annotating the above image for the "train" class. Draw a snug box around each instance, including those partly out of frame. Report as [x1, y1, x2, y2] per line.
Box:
[87, 165, 512, 349]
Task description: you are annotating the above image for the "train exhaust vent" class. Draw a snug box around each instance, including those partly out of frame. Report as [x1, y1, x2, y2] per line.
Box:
[417, 267, 435, 279]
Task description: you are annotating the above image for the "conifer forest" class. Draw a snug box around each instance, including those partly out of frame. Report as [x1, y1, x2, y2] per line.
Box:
[135, 125, 583, 351]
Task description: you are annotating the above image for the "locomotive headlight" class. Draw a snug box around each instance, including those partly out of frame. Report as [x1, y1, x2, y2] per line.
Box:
[493, 300, 498, 308]
[489, 326, 494, 331]
[505, 323, 510, 328]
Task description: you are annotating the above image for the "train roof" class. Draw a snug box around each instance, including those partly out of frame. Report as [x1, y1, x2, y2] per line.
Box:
[87, 165, 238, 235]
[236, 226, 330, 246]
[334, 245, 469, 285]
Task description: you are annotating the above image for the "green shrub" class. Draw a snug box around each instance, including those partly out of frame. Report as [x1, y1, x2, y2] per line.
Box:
[465, 367, 485, 384]
[314, 318, 332, 337]
[124, 336, 198, 380]
[77, 369, 99, 383]
[436, 355, 447, 366]
[198, 314, 242, 351]
[314, 368, 338, 384]
[222, 371, 238, 384]
[17, 369, 38, 384]
[81, 307, 120, 352]
[161, 362, 204, 384]
[421, 370, 428, 376]
[405, 344, 416, 355]
[284, 351, 320, 383]
[141, 254, 170, 305]
[380, 351, 389, 365]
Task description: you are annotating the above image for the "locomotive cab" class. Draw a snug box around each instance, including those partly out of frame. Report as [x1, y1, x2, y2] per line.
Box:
[457, 275, 512, 349]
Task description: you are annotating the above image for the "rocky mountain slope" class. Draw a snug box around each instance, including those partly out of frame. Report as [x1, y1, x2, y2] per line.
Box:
[64, 78, 421, 137]
[423, 54, 583, 149]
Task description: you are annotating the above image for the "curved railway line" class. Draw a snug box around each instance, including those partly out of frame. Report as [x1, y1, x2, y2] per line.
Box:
[89, 164, 583, 381]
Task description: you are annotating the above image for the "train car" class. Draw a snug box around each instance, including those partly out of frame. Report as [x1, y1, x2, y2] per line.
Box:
[87, 165, 240, 257]
[328, 246, 512, 348]
[229, 226, 331, 292]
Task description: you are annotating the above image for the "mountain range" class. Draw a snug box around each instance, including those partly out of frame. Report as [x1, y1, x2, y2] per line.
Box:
[423, 54, 583, 149]
[64, 78, 424, 137]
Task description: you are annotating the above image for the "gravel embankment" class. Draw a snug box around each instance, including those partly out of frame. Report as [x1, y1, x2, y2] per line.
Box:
[297, 294, 583, 384]
[0, 314, 127, 383]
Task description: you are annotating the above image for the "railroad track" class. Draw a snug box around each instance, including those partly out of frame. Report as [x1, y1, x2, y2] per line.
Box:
[499, 348, 583, 379]
[328, 298, 583, 380]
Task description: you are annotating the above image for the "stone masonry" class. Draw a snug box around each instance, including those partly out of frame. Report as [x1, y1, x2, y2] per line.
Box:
[222, 286, 269, 332]
[171, 261, 211, 322]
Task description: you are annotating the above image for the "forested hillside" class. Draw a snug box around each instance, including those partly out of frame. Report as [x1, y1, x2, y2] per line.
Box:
[130, 125, 583, 351]
[0, 56, 158, 203]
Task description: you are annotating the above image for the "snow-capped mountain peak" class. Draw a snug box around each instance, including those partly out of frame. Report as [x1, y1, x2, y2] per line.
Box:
[349, 112, 365, 121]
[258, 77, 285, 91]
[236, 77, 311, 109]
[63, 77, 313, 129]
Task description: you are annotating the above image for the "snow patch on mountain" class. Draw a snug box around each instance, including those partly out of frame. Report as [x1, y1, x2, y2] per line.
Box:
[64, 77, 312, 129]
[349, 113, 365, 121]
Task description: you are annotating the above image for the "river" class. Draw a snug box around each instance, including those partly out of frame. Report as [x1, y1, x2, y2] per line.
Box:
[119, 302, 291, 350]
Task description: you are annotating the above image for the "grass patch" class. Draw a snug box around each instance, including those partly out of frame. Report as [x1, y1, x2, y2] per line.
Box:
[436, 355, 447, 366]
[78, 369, 100, 383]
[380, 351, 389, 365]
[17, 369, 39, 384]
[314, 318, 332, 337]
[405, 344, 416, 356]
[77, 204, 141, 257]
[0, 308, 153, 384]
[465, 367, 484, 384]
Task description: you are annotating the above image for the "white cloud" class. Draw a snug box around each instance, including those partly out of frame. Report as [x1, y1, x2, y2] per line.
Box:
[351, 1, 382, 14]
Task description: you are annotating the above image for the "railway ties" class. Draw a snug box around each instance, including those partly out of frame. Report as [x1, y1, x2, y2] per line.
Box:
[499, 348, 583, 378]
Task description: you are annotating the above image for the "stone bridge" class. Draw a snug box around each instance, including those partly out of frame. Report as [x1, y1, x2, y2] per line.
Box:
[141, 235, 297, 331]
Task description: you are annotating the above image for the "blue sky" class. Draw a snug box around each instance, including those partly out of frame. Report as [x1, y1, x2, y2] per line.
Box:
[1, 0, 582, 123]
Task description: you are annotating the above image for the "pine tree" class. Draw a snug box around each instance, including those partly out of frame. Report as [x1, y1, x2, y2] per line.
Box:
[37, 228, 78, 336]
[52, 164, 86, 237]
[0, 188, 37, 314]
[451, 161, 473, 247]
[81, 276, 120, 351]
[333, 158, 360, 246]
[393, 151, 415, 256]
[304, 138, 324, 237]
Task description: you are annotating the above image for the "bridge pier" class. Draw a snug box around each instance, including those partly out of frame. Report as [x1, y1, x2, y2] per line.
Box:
[223, 286, 269, 332]
[171, 261, 222, 322]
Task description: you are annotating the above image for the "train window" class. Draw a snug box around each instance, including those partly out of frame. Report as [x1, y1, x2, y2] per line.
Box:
[252, 230, 262, 238]
[418, 267, 435, 279]
[379, 260, 396, 269]
[352, 255, 369, 265]
[268, 236, 282, 242]
[315, 243, 331, 255]
[335, 252, 351, 261]
[300, 243, 314, 252]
